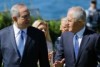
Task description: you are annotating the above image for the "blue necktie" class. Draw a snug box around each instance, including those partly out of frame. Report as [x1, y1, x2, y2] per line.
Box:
[74, 35, 79, 59]
[17, 30, 24, 57]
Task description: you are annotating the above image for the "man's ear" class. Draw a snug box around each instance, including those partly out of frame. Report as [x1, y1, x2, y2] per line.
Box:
[12, 16, 17, 22]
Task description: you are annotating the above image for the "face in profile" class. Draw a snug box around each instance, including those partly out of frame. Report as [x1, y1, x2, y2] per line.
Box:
[16, 6, 30, 29]
[66, 11, 81, 33]
[60, 17, 69, 33]
[66, 10, 85, 33]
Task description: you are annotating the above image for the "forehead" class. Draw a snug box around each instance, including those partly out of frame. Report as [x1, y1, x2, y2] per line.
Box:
[67, 10, 74, 16]
[67, 10, 75, 19]
[61, 17, 67, 21]
[18, 6, 29, 14]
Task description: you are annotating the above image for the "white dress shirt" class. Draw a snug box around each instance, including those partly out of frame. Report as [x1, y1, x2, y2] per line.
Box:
[73, 27, 85, 47]
[13, 24, 27, 56]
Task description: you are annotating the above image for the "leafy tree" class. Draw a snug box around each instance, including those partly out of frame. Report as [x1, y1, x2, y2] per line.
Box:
[48, 20, 61, 44]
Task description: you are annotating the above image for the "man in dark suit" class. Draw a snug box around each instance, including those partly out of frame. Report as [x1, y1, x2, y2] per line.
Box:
[53, 6, 100, 67]
[0, 4, 50, 67]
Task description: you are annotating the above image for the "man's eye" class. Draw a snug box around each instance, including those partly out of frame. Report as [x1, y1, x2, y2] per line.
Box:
[21, 15, 30, 18]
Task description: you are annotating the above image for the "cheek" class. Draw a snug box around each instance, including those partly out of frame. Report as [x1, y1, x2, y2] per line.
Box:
[69, 24, 73, 29]
[69, 25, 74, 31]
[17, 20, 21, 25]
[18, 19, 23, 23]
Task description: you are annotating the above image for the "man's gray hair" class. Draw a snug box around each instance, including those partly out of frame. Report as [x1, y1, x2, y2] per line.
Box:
[10, 4, 26, 17]
[68, 6, 86, 22]
[10, 4, 19, 17]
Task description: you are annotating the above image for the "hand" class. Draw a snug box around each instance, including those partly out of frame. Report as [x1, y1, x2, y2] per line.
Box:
[53, 58, 65, 67]
[48, 51, 53, 61]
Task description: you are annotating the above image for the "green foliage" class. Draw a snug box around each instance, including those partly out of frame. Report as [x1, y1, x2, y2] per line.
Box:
[48, 20, 61, 44]
[0, 12, 12, 29]
[30, 16, 35, 25]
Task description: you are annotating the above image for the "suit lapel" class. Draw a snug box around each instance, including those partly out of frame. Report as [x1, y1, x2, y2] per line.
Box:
[21, 27, 32, 59]
[69, 33, 76, 62]
[65, 32, 76, 62]
[76, 28, 90, 63]
[9, 25, 21, 58]
[77, 35, 90, 60]
[22, 35, 31, 56]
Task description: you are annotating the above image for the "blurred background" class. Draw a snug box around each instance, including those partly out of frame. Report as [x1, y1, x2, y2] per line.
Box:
[0, 0, 100, 44]
[0, 0, 100, 20]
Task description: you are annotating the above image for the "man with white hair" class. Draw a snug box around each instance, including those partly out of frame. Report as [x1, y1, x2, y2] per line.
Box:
[0, 4, 50, 67]
[53, 6, 100, 67]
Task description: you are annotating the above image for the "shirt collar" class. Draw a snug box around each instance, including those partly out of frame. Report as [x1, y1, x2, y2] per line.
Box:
[76, 27, 85, 38]
[13, 23, 27, 36]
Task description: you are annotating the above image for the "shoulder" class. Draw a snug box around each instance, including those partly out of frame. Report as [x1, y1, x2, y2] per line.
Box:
[84, 28, 100, 38]
[60, 31, 74, 40]
[27, 26, 44, 37]
[85, 9, 90, 15]
[62, 31, 74, 36]
[0, 25, 12, 35]
[28, 26, 43, 33]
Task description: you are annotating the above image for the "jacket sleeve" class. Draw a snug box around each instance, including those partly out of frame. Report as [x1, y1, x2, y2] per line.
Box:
[38, 32, 50, 67]
[95, 34, 100, 62]
[54, 35, 64, 62]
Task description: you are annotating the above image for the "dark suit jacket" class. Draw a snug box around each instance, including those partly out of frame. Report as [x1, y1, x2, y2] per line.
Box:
[0, 25, 50, 67]
[54, 28, 100, 67]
